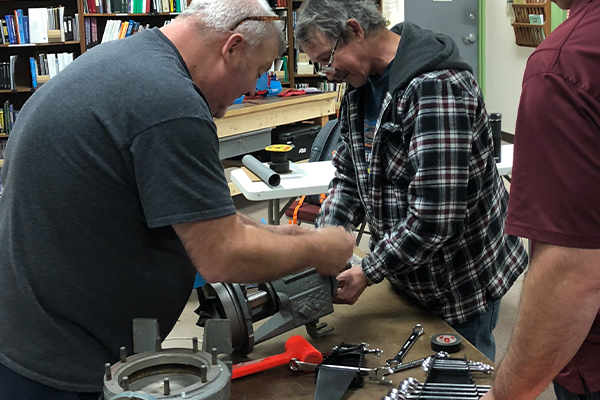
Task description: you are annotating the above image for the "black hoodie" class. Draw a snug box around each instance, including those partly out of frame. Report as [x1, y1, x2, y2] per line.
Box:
[388, 21, 473, 94]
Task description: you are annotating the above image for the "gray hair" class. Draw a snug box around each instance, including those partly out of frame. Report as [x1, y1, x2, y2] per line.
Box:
[296, 0, 386, 48]
[180, 0, 285, 53]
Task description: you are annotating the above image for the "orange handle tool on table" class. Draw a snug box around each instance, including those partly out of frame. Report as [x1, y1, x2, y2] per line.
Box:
[231, 335, 322, 379]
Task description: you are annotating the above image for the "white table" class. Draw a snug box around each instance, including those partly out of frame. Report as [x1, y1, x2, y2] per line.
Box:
[231, 144, 514, 224]
[231, 161, 336, 224]
[496, 144, 514, 179]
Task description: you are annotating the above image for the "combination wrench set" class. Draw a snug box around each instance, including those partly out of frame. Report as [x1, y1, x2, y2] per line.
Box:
[383, 378, 491, 400]
[379, 326, 494, 400]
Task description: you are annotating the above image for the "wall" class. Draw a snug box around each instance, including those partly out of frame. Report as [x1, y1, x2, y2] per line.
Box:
[484, 1, 534, 134]
[387, 0, 534, 134]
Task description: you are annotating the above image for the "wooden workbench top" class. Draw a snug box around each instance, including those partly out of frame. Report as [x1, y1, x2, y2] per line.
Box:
[215, 92, 338, 139]
[230, 282, 494, 399]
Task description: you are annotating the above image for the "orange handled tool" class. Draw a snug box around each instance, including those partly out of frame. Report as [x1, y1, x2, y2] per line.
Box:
[231, 335, 322, 379]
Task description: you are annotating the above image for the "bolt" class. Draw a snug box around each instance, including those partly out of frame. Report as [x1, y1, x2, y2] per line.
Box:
[119, 347, 126, 363]
[122, 376, 129, 391]
[155, 337, 162, 352]
[200, 364, 208, 383]
[104, 363, 112, 381]
[192, 337, 199, 353]
[211, 347, 218, 365]
[163, 378, 170, 395]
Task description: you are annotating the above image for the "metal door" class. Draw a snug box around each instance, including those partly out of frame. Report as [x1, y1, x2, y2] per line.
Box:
[404, 0, 479, 79]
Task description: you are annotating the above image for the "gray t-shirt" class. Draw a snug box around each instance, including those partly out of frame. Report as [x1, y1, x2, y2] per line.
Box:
[0, 28, 236, 392]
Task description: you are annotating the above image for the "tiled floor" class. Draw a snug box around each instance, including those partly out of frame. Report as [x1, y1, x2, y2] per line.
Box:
[166, 180, 557, 400]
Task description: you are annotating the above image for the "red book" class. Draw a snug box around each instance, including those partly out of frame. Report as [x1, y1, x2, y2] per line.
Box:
[87, 0, 97, 14]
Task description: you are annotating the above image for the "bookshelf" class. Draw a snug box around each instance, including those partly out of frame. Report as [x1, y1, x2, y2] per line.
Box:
[0, 0, 82, 146]
[0, 0, 82, 107]
[511, 0, 552, 47]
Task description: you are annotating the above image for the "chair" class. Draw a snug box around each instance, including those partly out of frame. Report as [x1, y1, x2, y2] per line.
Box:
[284, 119, 368, 246]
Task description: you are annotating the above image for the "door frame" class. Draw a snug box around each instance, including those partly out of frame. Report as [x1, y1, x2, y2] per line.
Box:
[479, 0, 486, 95]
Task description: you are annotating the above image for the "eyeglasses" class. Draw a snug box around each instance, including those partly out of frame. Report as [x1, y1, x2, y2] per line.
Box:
[230, 16, 287, 32]
[318, 37, 339, 75]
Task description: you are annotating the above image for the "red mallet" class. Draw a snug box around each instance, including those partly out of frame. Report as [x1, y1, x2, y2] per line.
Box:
[231, 335, 322, 379]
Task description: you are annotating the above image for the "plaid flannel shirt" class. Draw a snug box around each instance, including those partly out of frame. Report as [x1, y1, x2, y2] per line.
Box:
[316, 69, 528, 325]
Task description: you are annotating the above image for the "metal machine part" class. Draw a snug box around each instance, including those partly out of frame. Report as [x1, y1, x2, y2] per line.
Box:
[103, 319, 232, 400]
[196, 269, 337, 355]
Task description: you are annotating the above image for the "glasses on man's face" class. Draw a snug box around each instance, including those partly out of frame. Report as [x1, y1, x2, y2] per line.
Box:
[230, 16, 287, 32]
[318, 37, 339, 76]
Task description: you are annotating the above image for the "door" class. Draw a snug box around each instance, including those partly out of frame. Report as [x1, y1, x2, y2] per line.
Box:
[404, 0, 479, 80]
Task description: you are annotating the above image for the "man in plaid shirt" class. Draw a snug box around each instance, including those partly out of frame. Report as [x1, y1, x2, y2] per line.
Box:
[296, 0, 528, 361]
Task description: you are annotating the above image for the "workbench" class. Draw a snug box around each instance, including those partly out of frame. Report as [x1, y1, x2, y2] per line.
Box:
[229, 282, 494, 399]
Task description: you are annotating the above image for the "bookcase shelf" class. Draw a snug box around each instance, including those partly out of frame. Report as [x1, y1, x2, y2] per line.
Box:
[0, 40, 80, 48]
[0, 86, 33, 93]
[84, 12, 180, 17]
[511, 1, 552, 47]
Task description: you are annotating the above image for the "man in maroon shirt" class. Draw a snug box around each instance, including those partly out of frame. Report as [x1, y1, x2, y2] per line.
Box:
[481, 0, 600, 399]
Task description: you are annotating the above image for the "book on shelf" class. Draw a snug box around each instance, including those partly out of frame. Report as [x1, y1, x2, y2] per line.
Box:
[528, 14, 544, 25]
[32, 51, 73, 81]
[8, 55, 16, 91]
[0, 7, 77, 45]
[5, 15, 17, 44]
[2, 100, 18, 135]
[14, 10, 25, 44]
[29, 57, 37, 89]
[82, 0, 188, 14]
[0, 20, 8, 44]
[28, 8, 49, 43]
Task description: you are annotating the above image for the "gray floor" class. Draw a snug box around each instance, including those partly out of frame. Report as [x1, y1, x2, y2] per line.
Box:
[166, 181, 557, 399]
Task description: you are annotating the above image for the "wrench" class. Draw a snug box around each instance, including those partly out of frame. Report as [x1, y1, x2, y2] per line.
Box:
[386, 324, 424, 367]
[382, 352, 449, 376]
[422, 358, 494, 375]
[289, 358, 394, 384]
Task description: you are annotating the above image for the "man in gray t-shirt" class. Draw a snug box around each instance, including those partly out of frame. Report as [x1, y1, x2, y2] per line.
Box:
[0, 0, 355, 397]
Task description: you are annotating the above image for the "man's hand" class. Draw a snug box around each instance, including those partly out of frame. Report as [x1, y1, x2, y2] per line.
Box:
[334, 265, 368, 305]
[480, 392, 495, 400]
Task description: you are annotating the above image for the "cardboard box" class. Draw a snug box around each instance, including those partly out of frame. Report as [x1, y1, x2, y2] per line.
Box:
[274, 70, 286, 81]
[296, 63, 314, 75]
[297, 52, 310, 63]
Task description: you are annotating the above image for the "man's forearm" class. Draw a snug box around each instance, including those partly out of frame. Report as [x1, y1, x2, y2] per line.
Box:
[489, 244, 600, 400]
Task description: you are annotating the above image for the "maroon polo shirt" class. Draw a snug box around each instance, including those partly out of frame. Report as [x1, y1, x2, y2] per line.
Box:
[505, 0, 600, 394]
